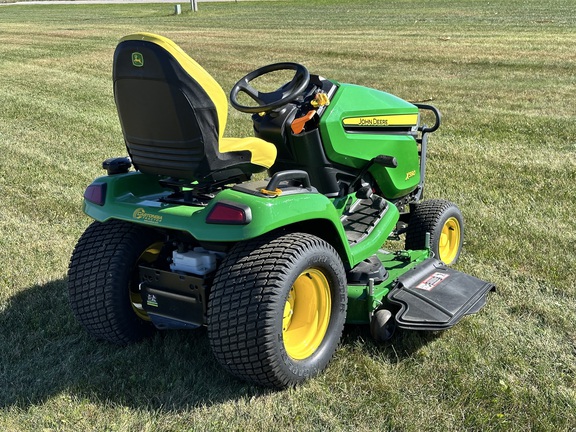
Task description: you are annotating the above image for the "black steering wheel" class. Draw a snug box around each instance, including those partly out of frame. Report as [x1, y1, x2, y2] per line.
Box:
[230, 62, 310, 113]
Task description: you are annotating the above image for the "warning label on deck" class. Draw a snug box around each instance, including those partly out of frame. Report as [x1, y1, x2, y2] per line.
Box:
[415, 272, 450, 291]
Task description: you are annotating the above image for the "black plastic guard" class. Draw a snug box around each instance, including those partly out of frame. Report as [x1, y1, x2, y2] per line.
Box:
[388, 258, 494, 331]
[139, 266, 207, 329]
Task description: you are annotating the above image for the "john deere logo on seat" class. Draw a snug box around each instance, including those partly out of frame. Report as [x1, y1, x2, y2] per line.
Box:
[131, 52, 144, 67]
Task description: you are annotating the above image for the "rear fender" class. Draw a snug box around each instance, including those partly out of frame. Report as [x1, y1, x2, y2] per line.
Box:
[82, 172, 354, 265]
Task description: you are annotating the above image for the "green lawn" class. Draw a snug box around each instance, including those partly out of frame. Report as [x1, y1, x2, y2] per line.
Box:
[0, 0, 575, 430]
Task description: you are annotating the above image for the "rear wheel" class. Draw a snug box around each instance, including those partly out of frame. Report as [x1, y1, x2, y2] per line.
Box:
[207, 232, 347, 388]
[405, 199, 464, 265]
[68, 220, 164, 344]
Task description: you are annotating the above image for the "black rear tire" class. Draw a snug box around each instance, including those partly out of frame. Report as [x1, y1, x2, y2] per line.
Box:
[207, 232, 347, 388]
[68, 220, 164, 344]
[405, 199, 464, 265]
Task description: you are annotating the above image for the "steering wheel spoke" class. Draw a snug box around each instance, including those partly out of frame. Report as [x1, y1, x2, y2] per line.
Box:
[237, 78, 263, 103]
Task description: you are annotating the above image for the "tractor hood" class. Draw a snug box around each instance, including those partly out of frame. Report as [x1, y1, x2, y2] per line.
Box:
[320, 84, 421, 199]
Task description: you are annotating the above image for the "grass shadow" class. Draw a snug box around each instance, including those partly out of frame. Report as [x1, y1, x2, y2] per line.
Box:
[0, 279, 274, 412]
[1, 279, 442, 412]
[342, 323, 441, 363]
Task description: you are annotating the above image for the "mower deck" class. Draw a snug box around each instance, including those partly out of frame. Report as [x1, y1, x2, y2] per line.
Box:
[388, 258, 495, 330]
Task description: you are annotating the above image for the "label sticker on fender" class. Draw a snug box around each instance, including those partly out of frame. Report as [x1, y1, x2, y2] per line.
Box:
[147, 294, 159, 307]
[133, 207, 163, 224]
[415, 272, 449, 291]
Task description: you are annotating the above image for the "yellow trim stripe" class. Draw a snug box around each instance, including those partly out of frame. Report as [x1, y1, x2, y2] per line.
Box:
[342, 114, 418, 127]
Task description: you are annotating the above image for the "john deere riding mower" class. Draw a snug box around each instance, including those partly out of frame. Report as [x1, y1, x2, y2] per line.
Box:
[68, 33, 494, 388]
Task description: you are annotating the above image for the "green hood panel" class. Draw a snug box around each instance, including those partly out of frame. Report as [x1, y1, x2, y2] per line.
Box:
[320, 84, 421, 199]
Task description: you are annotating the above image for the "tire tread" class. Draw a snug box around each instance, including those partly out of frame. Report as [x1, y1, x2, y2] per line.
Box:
[405, 199, 463, 264]
[208, 232, 346, 387]
[68, 220, 158, 344]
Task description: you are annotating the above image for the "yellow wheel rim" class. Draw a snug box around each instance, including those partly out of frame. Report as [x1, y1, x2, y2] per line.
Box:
[438, 217, 461, 264]
[130, 242, 164, 321]
[282, 268, 332, 360]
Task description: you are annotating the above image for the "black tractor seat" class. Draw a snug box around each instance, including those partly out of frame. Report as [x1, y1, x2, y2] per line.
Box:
[113, 33, 276, 187]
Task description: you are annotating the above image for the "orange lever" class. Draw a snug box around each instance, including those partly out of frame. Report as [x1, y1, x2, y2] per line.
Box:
[291, 110, 316, 135]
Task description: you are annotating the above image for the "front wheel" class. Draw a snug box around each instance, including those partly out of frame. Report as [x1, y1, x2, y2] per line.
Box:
[68, 220, 165, 344]
[405, 199, 464, 265]
[207, 232, 347, 388]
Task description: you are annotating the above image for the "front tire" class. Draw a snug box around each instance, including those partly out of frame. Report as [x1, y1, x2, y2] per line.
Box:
[405, 199, 464, 265]
[68, 220, 164, 344]
[207, 232, 347, 388]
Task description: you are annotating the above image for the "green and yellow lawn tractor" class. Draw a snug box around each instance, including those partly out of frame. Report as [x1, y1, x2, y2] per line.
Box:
[68, 33, 494, 388]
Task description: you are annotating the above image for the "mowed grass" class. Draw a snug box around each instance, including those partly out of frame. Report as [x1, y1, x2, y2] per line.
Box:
[0, 0, 575, 430]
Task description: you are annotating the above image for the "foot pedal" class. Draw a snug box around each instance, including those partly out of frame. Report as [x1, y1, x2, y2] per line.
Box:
[388, 258, 495, 331]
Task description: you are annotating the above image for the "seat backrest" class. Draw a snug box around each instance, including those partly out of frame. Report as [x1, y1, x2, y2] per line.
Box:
[113, 33, 242, 182]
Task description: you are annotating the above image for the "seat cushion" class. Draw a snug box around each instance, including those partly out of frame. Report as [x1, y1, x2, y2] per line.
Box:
[220, 137, 277, 169]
